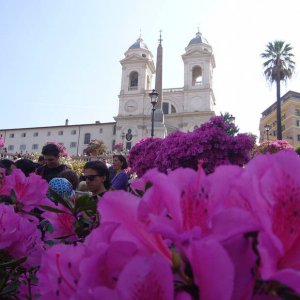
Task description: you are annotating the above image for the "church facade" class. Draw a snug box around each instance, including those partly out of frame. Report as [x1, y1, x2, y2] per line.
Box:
[115, 31, 216, 150]
[0, 31, 216, 156]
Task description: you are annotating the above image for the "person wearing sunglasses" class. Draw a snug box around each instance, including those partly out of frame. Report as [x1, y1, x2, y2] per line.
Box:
[82, 161, 110, 198]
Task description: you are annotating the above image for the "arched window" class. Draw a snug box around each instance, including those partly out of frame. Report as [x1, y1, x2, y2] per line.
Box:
[162, 102, 177, 115]
[129, 71, 138, 90]
[84, 133, 91, 145]
[192, 66, 202, 86]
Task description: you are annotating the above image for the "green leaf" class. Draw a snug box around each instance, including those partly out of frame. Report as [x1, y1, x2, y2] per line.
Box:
[0, 256, 27, 268]
[74, 195, 97, 213]
[39, 205, 69, 214]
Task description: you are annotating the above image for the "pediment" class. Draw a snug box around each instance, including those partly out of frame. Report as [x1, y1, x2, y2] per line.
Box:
[120, 54, 149, 64]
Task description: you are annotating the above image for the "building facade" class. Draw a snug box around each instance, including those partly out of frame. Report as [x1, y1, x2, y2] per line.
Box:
[115, 31, 216, 149]
[0, 121, 116, 156]
[259, 91, 300, 147]
[0, 31, 216, 155]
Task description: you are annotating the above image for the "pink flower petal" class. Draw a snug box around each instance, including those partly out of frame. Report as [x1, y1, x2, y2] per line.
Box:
[117, 253, 173, 300]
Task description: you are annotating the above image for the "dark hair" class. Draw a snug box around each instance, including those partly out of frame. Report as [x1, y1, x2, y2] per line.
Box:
[59, 169, 79, 190]
[0, 159, 15, 170]
[41, 143, 60, 157]
[38, 155, 45, 163]
[15, 159, 36, 177]
[113, 155, 128, 169]
[83, 161, 110, 190]
[0, 159, 15, 175]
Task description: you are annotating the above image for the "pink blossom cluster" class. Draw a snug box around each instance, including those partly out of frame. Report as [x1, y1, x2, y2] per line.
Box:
[0, 134, 4, 148]
[129, 116, 254, 176]
[254, 139, 294, 155]
[0, 168, 49, 214]
[0, 203, 43, 268]
[36, 151, 300, 299]
[128, 137, 163, 177]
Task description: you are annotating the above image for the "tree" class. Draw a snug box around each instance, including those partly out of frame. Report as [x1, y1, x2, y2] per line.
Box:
[83, 139, 107, 156]
[220, 112, 239, 136]
[261, 41, 295, 140]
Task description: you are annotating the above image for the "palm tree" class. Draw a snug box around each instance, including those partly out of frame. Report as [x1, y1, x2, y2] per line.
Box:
[261, 41, 295, 140]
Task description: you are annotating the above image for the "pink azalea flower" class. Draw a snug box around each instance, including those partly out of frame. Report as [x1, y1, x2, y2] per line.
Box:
[184, 239, 234, 300]
[0, 167, 13, 195]
[5, 168, 49, 212]
[99, 190, 172, 262]
[37, 244, 85, 299]
[240, 151, 300, 293]
[42, 204, 77, 242]
[0, 203, 42, 268]
[137, 167, 259, 244]
[117, 253, 174, 300]
[78, 240, 138, 291]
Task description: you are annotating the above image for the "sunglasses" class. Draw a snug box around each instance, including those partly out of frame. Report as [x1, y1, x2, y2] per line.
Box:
[82, 175, 100, 181]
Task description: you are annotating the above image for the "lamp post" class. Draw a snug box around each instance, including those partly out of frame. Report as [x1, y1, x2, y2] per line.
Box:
[264, 124, 271, 150]
[149, 89, 159, 137]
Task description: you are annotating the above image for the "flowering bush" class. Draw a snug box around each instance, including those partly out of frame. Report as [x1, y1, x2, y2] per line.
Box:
[0, 134, 4, 148]
[129, 116, 254, 176]
[2, 150, 300, 298]
[33, 151, 300, 299]
[254, 139, 294, 155]
[83, 139, 107, 156]
[128, 137, 163, 177]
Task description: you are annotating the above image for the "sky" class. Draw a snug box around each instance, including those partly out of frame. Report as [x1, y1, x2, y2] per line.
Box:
[1, 0, 300, 138]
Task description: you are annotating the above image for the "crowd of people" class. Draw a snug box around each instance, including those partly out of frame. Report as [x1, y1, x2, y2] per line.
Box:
[0, 143, 129, 202]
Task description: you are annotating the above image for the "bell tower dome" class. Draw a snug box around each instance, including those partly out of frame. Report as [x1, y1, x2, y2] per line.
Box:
[182, 30, 216, 112]
[119, 37, 155, 95]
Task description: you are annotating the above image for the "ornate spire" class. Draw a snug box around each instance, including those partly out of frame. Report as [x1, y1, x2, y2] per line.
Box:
[158, 30, 163, 45]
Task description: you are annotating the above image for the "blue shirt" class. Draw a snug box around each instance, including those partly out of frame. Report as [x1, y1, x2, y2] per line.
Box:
[111, 171, 128, 190]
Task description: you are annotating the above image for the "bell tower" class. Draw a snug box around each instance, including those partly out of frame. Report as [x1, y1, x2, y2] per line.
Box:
[182, 30, 216, 112]
[119, 37, 155, 97]
[115, 36, 156, 150]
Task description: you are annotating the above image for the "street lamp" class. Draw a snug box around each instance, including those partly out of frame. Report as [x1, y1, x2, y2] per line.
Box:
[264, 124, 271, 150]
[149, 89, 159, 137]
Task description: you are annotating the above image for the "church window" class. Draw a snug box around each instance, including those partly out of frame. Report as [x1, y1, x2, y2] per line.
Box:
[171, 104, 176, 114]
[192, 66, 202, 86]
[162, 102, 169, 114]
[129, 71, 138, 90]
[162, 102, 177, 115]
[21, 133, 26, 137]
[84, 133, 91, 144]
